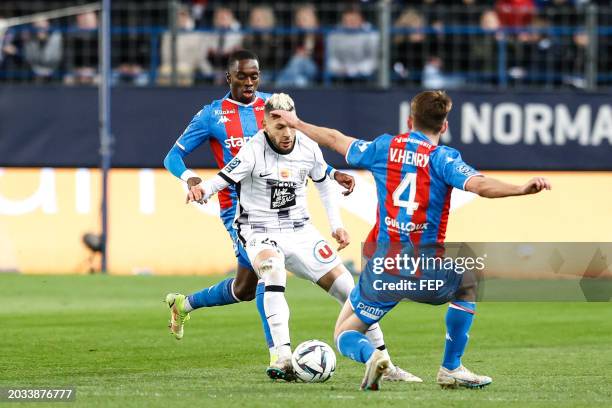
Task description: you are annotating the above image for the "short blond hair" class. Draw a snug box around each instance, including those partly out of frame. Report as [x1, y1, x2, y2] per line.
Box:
[265, 93, 296, 115]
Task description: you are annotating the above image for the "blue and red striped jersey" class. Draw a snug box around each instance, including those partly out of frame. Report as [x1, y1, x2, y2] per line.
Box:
[346, 131, 481, 246]
[173, 91, 271, 216]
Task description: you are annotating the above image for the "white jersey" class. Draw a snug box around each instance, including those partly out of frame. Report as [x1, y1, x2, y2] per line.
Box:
[217, 129, 330, 230]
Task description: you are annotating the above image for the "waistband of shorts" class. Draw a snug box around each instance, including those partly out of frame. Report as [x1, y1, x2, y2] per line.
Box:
[239, 222, 307, 234]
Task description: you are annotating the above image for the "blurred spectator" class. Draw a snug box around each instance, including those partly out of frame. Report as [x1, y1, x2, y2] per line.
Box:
[158, 6, 207, 86]
[64, 11, 99, 85]
[1, 19, 24, 81]
[496, 0, 536, 28]
[242, 6, 283, 78]
[470, 9, 502, 78]
[23, 19, 62, 82]
[276, 4, 322, 87]
[422, 55, 464, 89]
[202, 7, 242, 83]
[392, 8, 426, 82]
[327, 7, 379, 80]
[507, 16, 560, 84]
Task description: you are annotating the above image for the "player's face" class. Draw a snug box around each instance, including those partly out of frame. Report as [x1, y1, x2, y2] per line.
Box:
[227, 59, 260, 104]
[263, 113, 296, 153]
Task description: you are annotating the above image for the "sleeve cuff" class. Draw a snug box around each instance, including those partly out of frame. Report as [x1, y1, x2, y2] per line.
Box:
[462, 173, 484, 191]
[180, 169, 199, 182]
[345, 140, 358, 165]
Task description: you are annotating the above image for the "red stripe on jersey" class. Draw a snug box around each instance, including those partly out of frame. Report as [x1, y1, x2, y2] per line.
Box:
[210, 138, 233, 210]
[409, 143, 432, 249]
[437, 187, 452, 244]
[384, 134, 409, 243]
[362, 208, 380, 259]
[253, 98, 266, 130]
[221, 99, 245, 158]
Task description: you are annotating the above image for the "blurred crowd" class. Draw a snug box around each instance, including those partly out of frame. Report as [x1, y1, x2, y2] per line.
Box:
[0, 0, 611, 88]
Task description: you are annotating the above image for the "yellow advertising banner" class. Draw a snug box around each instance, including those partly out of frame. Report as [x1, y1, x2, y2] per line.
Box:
[0, 168, 610, 275]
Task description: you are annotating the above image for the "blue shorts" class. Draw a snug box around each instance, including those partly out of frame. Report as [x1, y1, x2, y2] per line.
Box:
[349, 263, 464, 326]
[220, 211, 252, 270]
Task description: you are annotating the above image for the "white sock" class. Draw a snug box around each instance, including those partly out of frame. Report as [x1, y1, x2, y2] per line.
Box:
[366, 324, 394, 367]
[183, 297, 193, 312]
[264, 291, 291, 358]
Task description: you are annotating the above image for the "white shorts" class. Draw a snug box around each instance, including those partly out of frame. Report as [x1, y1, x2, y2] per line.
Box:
[238, 223, 342, 283]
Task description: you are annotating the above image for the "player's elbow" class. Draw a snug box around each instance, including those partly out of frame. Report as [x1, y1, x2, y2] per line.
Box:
[465, 176, 493, 198]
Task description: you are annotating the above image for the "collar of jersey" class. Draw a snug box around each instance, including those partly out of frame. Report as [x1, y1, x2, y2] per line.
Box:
[223, 92, 261, 107]
[410, 130, 437, 146]
[264, 131, 295, 155]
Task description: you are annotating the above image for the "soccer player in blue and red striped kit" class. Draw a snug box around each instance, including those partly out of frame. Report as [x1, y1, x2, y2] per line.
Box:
[162, 50, 415, 382]
[273, 90, 551, 390]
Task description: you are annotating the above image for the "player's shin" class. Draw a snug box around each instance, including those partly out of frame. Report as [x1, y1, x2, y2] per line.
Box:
[336, 330, 375, 364]
[442, 301, 476, 370]
[258, 257, 291, 360]
[255, 280, 275, 363]
[186, 277, 239, 310]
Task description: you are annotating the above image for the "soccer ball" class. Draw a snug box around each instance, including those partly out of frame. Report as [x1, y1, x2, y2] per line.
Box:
[291, 340, 336, 383]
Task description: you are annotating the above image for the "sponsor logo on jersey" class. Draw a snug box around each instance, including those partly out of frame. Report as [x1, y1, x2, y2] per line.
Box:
[270, 183, 297, 209]
[214, 109, 236, 115]
[355, 302, 384, 320]
[384, 216, 428, 233]
[217, 116, 231, 124]
[223, 157, 241, 173]
[254, 105, 265, 111]
[406, 137, 433, 149]
[313, 240, 336, 264]
[224, 135, 250, 149]
[389, 148, 430, 167]
[456, 164, 477, 176]
[280, 169, 291, 179]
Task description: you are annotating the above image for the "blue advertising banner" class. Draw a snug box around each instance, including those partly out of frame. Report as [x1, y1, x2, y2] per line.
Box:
[0, 86, 610, 170]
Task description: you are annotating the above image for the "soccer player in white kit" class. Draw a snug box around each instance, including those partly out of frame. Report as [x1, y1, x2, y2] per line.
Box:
[188, 93, 420, 382]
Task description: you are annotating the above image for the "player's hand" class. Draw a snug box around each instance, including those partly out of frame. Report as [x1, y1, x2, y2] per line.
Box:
[186, 177, 207, 204]
[271, 109, 300, 127]
[332, 228, 350, 251]
[333, 171, 355, 196]
[520, 177, 552, 195]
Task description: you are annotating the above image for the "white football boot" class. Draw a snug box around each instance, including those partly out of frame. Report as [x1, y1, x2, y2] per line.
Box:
[360, 350, 390, 391]
[436, 365, 492, 389]
[383, 364, 423, 383]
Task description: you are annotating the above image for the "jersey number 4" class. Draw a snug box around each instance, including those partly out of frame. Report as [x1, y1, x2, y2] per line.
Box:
[392, 173, 419, 215]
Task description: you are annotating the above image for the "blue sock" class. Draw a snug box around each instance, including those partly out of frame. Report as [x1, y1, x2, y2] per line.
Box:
[187, 278, 238, 309]
[256, 281, 274, 349]
[336, 330, 375, 364]
[442, 301, 476, 370]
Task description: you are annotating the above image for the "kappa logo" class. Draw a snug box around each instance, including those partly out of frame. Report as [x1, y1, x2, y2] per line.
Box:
[446, 157, 455, 163]
[217, 116, 230, 124]
[357, 141, 372, 153]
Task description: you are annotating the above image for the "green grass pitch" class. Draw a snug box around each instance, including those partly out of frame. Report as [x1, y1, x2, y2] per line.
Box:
[1, 274, 611, 407]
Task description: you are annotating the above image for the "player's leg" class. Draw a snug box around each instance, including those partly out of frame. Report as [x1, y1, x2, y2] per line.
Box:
[333, 293, 394, 391]
[241, 231, 294, 381]
[437, 269, 492, 388]
[317, 264, 422, 383]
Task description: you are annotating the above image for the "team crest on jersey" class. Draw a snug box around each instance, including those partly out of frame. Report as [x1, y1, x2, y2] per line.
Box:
[269, 181, 297, 209]
[299, 169, 309, 183]
[313, 240, 336, 264]
[223, 157, 241, 173]
[217, 116, 231, 124]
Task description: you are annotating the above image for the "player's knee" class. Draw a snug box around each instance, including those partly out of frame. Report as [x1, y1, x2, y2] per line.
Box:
[255, 256, 285, 286]
[456, 278, 478, 302]
[328, 271, 355, 304]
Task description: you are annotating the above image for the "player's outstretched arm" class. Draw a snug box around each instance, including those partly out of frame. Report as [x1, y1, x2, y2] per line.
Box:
[271, 109, 356, 157]
[465, 176, 551, 198]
